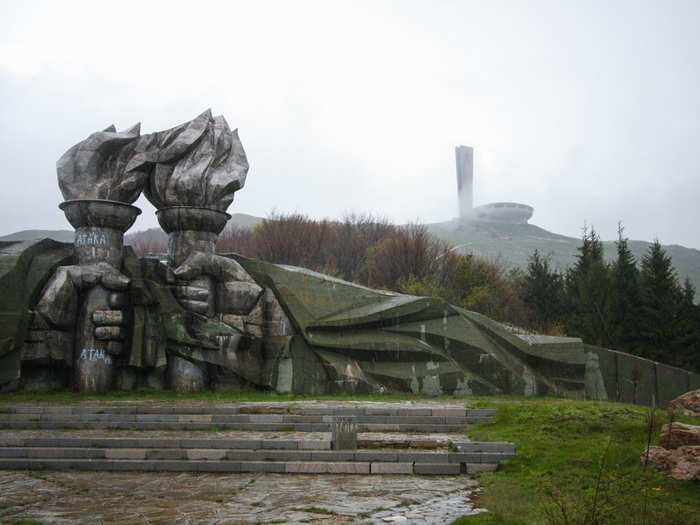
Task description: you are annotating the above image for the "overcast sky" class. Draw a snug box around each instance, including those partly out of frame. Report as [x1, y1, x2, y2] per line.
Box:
[1, 0, 699, 248]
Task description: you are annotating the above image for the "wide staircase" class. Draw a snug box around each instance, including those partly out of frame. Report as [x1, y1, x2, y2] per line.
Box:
[0, 403, 515, 475]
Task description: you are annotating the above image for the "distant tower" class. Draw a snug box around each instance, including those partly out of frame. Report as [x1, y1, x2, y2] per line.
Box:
[455, 145, 474, 219]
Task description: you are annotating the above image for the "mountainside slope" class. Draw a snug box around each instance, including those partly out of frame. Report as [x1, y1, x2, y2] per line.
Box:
[426, 219, 700, 297]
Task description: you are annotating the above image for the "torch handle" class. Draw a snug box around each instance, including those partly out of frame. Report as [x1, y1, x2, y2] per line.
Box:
[74, 284, 114, 392]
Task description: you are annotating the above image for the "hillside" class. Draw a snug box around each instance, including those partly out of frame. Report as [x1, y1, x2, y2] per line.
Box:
[2, 215, 699, 298]
[426, 218, 700, 297]
[0, 229, 74, 243]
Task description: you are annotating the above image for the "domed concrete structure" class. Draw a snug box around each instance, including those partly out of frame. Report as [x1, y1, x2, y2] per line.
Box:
[455, 145, 534, 224]
[473, 202, 533, 224]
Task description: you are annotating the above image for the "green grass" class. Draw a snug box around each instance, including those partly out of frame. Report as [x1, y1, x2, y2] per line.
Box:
[451, 398, 699, 525]
[0, 388, 440, 404]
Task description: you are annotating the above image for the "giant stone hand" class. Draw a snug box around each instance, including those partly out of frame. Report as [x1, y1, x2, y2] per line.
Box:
[35, 263, 131, 356]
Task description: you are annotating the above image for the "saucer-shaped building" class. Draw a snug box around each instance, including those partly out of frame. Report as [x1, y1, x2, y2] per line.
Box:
[456, 145, 534, 224]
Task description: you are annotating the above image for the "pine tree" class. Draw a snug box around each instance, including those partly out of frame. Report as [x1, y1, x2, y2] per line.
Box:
[674, 277, 700, 372]
[564, 226, 613, 347]
[637, 240, 683, 363]
[522, 249, 564, 332]
[608, 224, 642, 352]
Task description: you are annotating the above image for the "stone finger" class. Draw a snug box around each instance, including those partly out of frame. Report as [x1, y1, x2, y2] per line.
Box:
[174, 285, 210, 302]
[92, 310, 124, 326]
[178, 299, 209, 315]
[217, 281, 263, 315]
[94, 326, 125, 340]
[108, 292, 129, 309]
[101, 270, 131, 291]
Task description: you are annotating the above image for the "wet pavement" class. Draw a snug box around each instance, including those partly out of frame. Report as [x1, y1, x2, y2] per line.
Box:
[0, 470, 486, 524]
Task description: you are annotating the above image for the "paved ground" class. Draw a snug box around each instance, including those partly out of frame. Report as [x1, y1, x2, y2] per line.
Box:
[0, 470, 485, 524]
[0, 400, 489, 524]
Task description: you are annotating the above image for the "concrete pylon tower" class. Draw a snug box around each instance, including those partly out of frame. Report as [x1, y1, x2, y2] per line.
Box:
[455, 145, 474, 219]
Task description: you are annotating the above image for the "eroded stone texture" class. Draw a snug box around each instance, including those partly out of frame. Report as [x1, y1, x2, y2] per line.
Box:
[131, 109, 249, 212]
[669, 389, 700, 417]
[643, 445, 700, 481]
[56, 123, 144, 203]
[660, 422, 700, 448]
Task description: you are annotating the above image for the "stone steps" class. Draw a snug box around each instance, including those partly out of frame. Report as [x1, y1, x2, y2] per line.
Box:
[0, 404, 515, 474]
[0, 406, 493, 432]
[0, 458, 484, 474]
[0, 447, 513, 463]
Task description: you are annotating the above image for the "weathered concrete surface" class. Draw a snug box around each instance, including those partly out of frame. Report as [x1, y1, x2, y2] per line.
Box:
[135, 110, 249, 212]
[0, 470, 484, 524]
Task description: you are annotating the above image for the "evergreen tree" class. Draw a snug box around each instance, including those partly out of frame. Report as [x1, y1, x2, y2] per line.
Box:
[674, 277, 700, 372]
[564, 227, 613, 346]
[522, 249, 564, 332]
[637, 240, 683, 363]
[608, 224, 642, 352]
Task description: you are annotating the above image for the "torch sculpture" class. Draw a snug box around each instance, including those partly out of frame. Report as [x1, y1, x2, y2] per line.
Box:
[56, 124, 145, 392]
[131, 110, 249, 391]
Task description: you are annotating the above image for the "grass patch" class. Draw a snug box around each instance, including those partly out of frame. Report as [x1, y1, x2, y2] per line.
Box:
[451, 398, 699, 525]
[0, 388, 442, 404]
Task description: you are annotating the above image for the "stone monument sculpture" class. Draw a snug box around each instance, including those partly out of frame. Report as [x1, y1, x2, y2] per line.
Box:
[0, 111, 697, 404]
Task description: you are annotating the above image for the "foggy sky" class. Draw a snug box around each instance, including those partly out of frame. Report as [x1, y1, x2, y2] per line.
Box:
[1, 0, 699, 248]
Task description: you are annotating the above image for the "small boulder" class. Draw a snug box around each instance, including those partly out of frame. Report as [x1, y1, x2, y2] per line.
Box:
[669, 389, 700, 417]
[659, 422, 700, 448]
[643, 445, 700, 481]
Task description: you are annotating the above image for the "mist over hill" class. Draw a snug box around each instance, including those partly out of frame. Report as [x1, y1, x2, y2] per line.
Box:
[2, 214, 698, 298]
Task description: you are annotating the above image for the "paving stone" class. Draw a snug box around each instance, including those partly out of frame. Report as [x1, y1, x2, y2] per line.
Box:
[285, 461, 329, 473]
[371, 462, 414, 474]
[431, 408, 467, 417]
[397, 452, 450, 463]
[298, 440, 331, 450]
[256, 450, 311, 461]
[225, 450, 257, 461]
[105, 449, 146, 460]
[282, 415, 322, 423]
[448, 453, 483, 463]
[414, 463, 461, 475]
[311, 451, 355, 461]
[354, 451, 398, 462]
[137, 438, 180, 448]
[239, 461, 285, 473]
[147, 449, 185, 460]
[363, 407, 397, 416]
[249, 414, 284, 423]
[451, 442, 516, 453]
[397, 409, 432, 416]
[332, 408, 364, 416]
[196, 461, 241, 472]
[0, 448, 28, 458]
[466, 463, 499, 474]
[262, 440, 298, 450]
[65, 448, 105, 459]
[177, 415, 212, 423]
[362, 424, 400, 432]
[327, 462, 369, 474]
[186, 449, 227, 460]
[27, 448, 65, 458]
[295, 424, 329, 432]
[92, 438, 140, 448]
